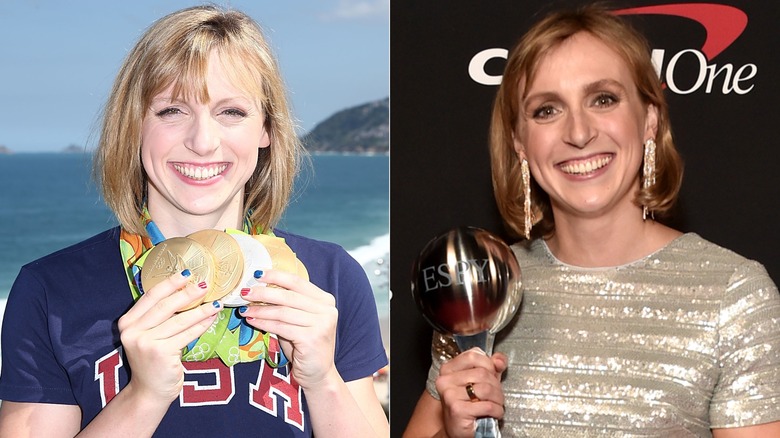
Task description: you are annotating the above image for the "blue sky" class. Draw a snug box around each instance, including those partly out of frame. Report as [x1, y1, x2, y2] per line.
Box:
[0, 0, 389, 152]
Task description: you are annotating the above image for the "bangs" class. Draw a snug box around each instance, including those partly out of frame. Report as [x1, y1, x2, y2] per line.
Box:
[213, 46, 268, 110]
[135, 10, 272, 115]
[142, 42, 267, 114]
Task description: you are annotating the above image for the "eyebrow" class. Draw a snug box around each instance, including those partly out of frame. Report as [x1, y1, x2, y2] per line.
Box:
[583, 79, 627, 95]
[148, 95, 253, 107]
[149, 95, 183, 105]
[524, 78, 628, 106]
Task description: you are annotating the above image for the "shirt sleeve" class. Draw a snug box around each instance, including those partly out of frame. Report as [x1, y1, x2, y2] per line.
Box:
[710, 260, 780, 428]
[0, 266, 77, 404]
[331, 249, 388, 382]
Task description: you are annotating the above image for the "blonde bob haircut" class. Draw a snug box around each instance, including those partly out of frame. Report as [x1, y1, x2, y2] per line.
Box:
[490, 5, 683, 239]
[94, 5, 303, 235]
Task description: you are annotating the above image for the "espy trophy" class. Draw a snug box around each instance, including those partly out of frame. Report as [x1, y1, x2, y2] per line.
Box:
[411, 226, 522, 438]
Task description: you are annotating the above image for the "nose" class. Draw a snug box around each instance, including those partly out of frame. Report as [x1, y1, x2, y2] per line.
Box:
[562, 108, 596, 149]
[185, 113, 220, 156]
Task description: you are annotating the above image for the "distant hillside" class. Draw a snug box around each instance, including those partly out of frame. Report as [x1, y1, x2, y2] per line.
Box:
[302, 98, 388, 154]
[62, 144, 85, 153]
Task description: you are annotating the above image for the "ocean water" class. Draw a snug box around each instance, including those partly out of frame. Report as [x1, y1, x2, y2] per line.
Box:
[0, 153, 389, 335]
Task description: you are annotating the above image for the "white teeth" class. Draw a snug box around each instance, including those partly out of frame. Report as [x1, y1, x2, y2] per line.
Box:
[173, 164, 228, 180]
[560, 156, 612, 175]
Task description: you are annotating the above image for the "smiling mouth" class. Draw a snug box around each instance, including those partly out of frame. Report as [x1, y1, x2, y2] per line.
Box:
[172, 163, 228, 181]
[559, 155, 613, 176]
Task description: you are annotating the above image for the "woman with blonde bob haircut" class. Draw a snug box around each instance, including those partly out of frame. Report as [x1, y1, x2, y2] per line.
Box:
[405, 5, 780, 437]
[95, 5, 301, 235]
[0, 6, 388, 438]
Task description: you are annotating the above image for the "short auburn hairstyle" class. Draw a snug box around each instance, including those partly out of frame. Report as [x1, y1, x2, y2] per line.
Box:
[490, 5, 683, 239]
[93, 5, 304, 235]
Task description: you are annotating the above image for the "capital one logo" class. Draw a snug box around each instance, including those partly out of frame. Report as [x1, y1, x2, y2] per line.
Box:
[468, 3, 757, 95]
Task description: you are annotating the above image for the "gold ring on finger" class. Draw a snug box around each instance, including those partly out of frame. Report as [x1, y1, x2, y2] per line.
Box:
[465, 382, 479, 402]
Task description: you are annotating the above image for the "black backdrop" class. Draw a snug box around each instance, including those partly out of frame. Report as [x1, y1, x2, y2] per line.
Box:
[389, 0, 780, 435]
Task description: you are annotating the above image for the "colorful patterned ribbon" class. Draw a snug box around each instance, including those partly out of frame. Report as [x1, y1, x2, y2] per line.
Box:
[119, 207, 288, 368]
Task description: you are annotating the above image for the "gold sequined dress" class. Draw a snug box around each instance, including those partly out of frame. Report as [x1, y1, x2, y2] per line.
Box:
[426, 233, 780, 437]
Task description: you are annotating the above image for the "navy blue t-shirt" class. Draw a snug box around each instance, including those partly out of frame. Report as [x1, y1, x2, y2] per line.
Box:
[0, 227, 387, 436]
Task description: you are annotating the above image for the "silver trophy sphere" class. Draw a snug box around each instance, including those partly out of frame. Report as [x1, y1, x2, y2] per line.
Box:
[411, 226, 523, 438]
[411, 226, 522, 339]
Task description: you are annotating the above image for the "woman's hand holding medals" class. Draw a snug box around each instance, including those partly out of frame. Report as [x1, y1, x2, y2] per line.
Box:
[118, 229, 332, 402]
[117, 269, 223, 405]
[238, 269, 339, 390]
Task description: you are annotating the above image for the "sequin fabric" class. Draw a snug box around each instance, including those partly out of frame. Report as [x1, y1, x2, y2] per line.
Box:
[426, 233, 780, 437]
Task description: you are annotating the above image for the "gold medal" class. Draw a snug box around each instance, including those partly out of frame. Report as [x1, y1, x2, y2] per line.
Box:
[141, 237, 215, 311]
[188, 229, 244, 302]
[254, 234, 309, 280]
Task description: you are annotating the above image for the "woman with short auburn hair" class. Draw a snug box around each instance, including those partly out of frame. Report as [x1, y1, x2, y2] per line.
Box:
[490, 7, 682, 240]
[405, 5, 780, 437]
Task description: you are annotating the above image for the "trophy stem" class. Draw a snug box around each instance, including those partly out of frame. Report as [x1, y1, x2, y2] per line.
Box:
[454, 331, 495, 355]
[453, 332, 501, 438]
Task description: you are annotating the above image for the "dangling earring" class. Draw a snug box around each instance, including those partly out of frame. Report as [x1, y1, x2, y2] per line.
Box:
[521, 158, 532, 239]
[642, 139, 656, 220]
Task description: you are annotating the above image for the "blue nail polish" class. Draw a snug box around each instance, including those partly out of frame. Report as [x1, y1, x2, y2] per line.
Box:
[212, 301, 221, 309]
[253, 270, 264, 279]
[238, 306, 248, 314]
[277, 349, 289, 368]
[182, 269, 192, 277]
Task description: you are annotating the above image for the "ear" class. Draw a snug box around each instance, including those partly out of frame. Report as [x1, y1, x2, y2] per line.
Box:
[512, 134, 526, 159]
[644, 104, 659, 141]
[259, 128, 271, 149]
